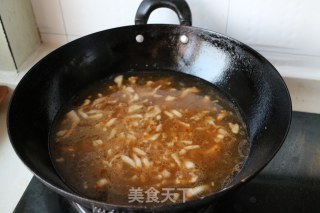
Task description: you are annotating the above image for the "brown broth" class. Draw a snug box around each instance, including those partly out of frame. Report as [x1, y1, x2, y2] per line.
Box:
[50, 71, 249, 207]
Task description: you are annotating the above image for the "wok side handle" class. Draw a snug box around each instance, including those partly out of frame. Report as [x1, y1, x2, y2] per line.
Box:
[135, 0, 192, 26]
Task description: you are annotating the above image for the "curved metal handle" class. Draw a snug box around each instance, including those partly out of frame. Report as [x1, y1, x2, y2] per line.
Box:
[135, 0, 192, 26]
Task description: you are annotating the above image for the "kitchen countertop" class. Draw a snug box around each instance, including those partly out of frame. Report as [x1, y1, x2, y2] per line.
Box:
[0, 44, 61, 213]
[0, 88, 33, 213]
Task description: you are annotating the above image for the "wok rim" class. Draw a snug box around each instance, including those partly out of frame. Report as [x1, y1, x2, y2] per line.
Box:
[7, 23, 292, 211]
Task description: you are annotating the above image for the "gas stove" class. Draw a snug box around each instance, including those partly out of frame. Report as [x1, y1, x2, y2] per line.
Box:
[13, 112, 320, 212]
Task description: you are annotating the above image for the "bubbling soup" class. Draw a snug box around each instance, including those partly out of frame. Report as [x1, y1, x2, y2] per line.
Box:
[50, 71, 249, 207]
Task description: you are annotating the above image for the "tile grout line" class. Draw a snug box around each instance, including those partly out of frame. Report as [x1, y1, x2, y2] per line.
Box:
[57, 0, 69, 42]
[0, 15, 18, 71]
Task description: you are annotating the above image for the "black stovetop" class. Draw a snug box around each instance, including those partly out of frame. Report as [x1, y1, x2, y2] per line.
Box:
[14, 112, 320, 213]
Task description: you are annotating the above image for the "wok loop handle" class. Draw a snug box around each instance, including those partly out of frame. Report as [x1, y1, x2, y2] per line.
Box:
[135, 0, 192, 26]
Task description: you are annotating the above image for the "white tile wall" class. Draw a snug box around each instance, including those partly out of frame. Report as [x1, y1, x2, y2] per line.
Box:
[40, 33, 67, 45]
[146, 0, 230, 33]
[227, 0, 320, 56]
[31, 0, 230, 42]
[187, 0, 229, 33]
[30, 0, 320, 78]
[59, 0, 141, 37]
[1, 0, 40, 70]
[31, 0, 66, 34]
[31, 0, 67, 44]
[0, 19, 16, 72]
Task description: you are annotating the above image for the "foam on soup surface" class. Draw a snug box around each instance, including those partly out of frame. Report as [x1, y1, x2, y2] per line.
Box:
[50, 71, 249, 206]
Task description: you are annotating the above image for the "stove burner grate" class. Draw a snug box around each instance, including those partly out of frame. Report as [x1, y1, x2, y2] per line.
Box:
[70, 201, 217, 213]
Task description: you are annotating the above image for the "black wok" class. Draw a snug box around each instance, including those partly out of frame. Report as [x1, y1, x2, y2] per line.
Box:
[7, 0, 291, 212]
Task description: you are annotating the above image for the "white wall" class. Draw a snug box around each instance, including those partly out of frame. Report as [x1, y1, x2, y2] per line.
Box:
[30, 0, 229, 43]
[0, 0, 40, 72]
[0, 19, 16, 72]
[30, 0, 320, 80]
